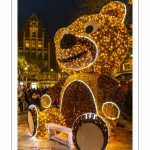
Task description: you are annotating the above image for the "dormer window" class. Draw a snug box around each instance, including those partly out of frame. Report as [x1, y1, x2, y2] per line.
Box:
[32, 31, 36, 37]
[123, 63, 131, 71]
[30, 19, 38, 28]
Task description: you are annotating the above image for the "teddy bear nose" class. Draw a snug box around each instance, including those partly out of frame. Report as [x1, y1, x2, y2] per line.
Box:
[60, 33, 77, 49]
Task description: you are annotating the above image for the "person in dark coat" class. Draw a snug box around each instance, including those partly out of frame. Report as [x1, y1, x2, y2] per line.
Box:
[27, 89, 32, 105]
[18, 88, 25, 112]
[23, 89, 31, 107]
[30, 92, 40, 108]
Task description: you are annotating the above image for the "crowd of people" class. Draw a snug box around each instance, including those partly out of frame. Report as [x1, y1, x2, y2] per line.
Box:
[18, 86, 49, 112]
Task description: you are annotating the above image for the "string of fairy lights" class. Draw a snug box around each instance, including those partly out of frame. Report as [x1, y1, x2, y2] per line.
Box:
[28, 104, 66, 138]
[27, 1, 129, 149]
[54, 1, 129, 75]
[72, 113, 109, 150]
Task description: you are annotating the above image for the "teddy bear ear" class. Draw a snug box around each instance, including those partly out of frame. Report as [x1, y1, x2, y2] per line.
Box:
[100, 1, 126, 22]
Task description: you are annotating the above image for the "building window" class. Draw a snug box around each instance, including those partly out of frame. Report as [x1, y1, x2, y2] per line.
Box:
[25, 50, 29, 53]
[31, 82, 37, 90]
[44, 53, 48, 60]
[38, 52, 42, 60]
[123, 63, 131, 71]
[32, 52, 36, 57]
[25, 40, 30, 47]
[32, 40, 36, 48]
[32, 31, 36, 37]
[44, 61, 48, 66]
[19, 52, 23, 55]
[38, 41, 42, 48]
[30, 20, 38, 28]
[125, 52, 132, 60]
[26, 52, 30, 55]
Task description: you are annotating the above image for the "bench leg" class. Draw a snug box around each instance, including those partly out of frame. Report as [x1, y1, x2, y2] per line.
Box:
[48, 129, 56, 140]
[68, 134, 75, 150]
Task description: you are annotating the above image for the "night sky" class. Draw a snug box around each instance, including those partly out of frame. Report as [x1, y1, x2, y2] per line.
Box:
[18, 0, 79, 39]
[18, 0, 131, 40]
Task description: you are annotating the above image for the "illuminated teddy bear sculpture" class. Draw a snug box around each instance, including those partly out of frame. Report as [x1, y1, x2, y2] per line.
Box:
[28, 1, 129, 149]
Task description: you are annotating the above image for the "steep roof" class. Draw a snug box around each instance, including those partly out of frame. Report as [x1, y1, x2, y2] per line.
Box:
[28, 13, 40, 22]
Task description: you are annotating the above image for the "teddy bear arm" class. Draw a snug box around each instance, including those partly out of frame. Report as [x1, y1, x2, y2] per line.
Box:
[98, 74, 125, 109]
[45, 77, 67, 104]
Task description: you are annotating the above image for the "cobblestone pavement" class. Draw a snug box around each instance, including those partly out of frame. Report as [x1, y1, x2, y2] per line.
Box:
[18, 111, 132, 150]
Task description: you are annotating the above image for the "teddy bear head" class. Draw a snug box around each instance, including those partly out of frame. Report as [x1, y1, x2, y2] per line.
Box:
[54, 1, 129, 75]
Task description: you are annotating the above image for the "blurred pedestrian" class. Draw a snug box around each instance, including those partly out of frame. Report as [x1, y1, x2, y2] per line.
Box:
[27, 89, 32, 105]
[30, 92, 40, 108]
[18, 87, 25, 112]
[23, 88, 31, 109]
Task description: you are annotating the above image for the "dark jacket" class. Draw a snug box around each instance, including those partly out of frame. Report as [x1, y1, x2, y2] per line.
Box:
[30, 93, 40, 107]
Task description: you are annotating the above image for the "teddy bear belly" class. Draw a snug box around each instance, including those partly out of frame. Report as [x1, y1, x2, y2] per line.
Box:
[61, 80, 96, 128]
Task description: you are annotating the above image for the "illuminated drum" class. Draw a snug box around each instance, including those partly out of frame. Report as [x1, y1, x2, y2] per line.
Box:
[40, 94, 51, 109]
[72, 113, 109, 150]
[28, 105, 39, 136]
[102, 102, 120, 120]
[28, 103, 66, 138]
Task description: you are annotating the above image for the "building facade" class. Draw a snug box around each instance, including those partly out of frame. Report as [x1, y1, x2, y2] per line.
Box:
[18, 13, 58, 88]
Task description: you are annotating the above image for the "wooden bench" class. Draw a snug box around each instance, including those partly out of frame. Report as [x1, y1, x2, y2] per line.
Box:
[45, 123, 75, 150]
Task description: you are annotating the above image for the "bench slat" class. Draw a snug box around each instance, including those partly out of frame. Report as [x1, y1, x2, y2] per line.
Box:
[46, 123, 72, 134]
[46, 123, 75, 150]
[51, 135, 68, 145]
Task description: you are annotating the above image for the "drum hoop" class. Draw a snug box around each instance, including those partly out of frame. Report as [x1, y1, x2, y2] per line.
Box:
[40, 94, 51, 108]
[102, 102, 120, 120]
[28, 105, 38, 136]
[72, 113, 109, 150]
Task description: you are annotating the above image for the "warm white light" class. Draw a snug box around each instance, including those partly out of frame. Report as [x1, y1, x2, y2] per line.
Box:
[28, 105, 39, 136]
[60, 80, 97, 113]
[41, 94, 52, 108]
[102, 102, 120, 120]
[24, 67, 28, 70]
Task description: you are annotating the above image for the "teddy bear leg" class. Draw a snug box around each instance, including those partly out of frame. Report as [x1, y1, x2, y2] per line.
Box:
[72, 113, 109, 150]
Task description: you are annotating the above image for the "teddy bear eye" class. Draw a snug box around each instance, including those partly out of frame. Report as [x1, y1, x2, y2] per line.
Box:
[85, 20, 98, 34]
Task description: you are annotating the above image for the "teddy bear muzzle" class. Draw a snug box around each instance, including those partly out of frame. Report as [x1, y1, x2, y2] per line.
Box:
[60, 33, 77, 49]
